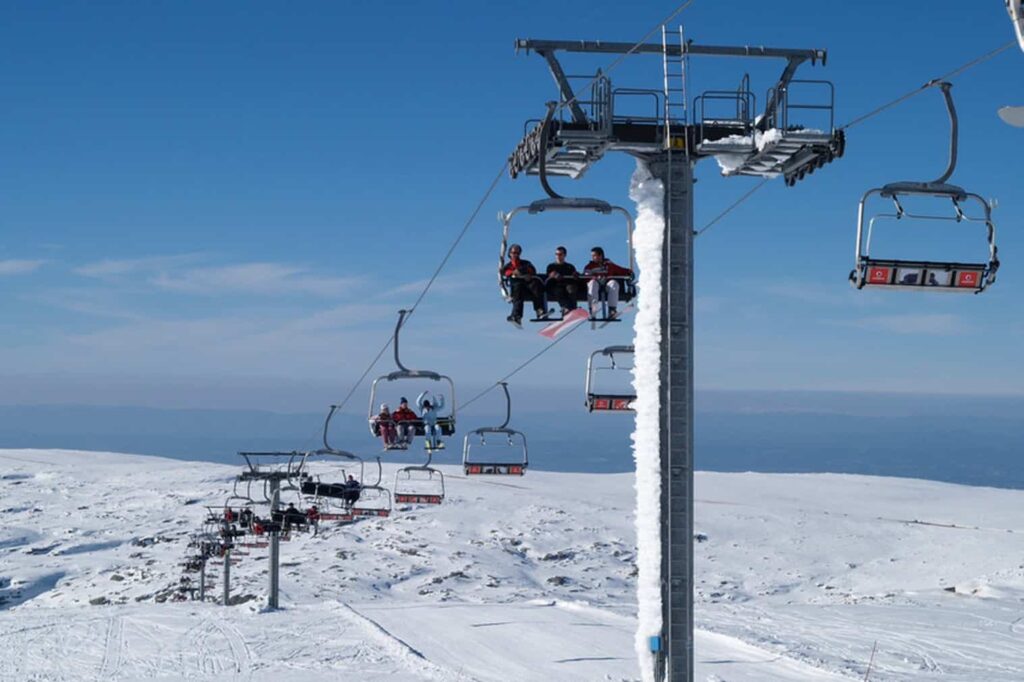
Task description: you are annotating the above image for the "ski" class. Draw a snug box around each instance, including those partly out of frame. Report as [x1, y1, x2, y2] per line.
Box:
[538, 308, 588, 339]
[595, 302, 636, 330]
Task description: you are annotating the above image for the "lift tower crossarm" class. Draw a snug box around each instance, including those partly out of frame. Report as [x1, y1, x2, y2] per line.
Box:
[516, 38, 826, 64]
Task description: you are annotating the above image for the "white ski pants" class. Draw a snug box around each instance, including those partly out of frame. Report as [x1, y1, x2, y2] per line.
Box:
[588, 278, 619, 312]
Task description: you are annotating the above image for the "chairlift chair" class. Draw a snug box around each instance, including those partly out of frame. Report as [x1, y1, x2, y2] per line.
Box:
[851, 82, 999, 293]
[462, 382, 528, 476]
[394, 454, 446, 505]
[499, 197, 636, 322]
[367, 310, 457, 450]
[585, 345, 636, 412]
[316, 411, 394, 518]
[295, 447, 362, 521]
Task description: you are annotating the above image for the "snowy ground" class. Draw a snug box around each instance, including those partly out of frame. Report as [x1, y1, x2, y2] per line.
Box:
[1, 449, 1023, 681]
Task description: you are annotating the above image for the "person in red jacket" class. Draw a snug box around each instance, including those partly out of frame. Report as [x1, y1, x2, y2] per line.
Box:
[391, 397, 418, 447]
[583, 246, 633, 318]
[502, 243, 547, 326]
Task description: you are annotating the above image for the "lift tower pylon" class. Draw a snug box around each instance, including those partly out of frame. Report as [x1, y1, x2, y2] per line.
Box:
[509, 34, 842, 682]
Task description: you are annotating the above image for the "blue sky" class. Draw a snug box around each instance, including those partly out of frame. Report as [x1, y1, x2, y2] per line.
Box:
[1, 1, 1022, 414]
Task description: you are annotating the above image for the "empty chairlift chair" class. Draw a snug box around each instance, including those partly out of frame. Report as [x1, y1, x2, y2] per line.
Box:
[462, 382, 528, 476]
[394, 450, 445, 505]
[850, 82, 999, 293]
[585, 345, 636, 412]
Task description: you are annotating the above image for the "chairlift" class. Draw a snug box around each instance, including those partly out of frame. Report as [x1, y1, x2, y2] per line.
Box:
[499, 197, 636, 322]
[295, 443, 362, 520]
[394, 453, 446, 505]
[851, 82, 999, 293]
[367, 310, 456, 451]
[462, 382, 528, 476]
[585, 346, 636, 412]
[318, 408, 393, 518]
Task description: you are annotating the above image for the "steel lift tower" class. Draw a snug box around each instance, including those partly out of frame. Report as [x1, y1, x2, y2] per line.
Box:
[508, 31, 843, 681]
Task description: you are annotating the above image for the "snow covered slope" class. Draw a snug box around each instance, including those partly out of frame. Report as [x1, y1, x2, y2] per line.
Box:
[1, 448, 1023, 681]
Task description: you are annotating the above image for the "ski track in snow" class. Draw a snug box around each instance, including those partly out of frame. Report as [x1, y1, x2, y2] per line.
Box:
[2, 449, 1024, 680]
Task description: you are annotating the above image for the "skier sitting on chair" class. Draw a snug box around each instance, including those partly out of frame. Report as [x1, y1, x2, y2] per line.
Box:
[391, 397, 417, 447]
[282, 503, 306, 532]
[502, 243, 547, 326]
[342, 475, 362, 508]
[545, 245, 581, 317]
[373, 403, 398, 448]
[416, 390, 446, 450]
[583, 246, 632, 319]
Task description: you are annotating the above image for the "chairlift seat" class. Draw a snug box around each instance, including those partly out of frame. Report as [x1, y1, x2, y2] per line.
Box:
[586, 394, 636, 412]
[350, 507, 391, 517]
[394, 493, 444, 504]
[851, 259, 991, 292]
[503, 275, 636, 318]
[464, 463, 526, 476]
[318, 512, 354, 522]
[371, 417, 455, 438]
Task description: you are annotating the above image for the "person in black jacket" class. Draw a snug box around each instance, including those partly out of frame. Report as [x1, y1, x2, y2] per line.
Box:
[282, 502, 306, 531]
[342, 475, 362, 508]
[501, 244, 547, 325]
[544, 246, 580, 316]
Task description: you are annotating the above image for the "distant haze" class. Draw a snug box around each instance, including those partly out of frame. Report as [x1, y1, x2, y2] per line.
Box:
[1, 389, 1021, 490]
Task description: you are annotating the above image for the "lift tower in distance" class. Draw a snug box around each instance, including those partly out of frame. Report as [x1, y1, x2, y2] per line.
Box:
[507, 31, 844, 682]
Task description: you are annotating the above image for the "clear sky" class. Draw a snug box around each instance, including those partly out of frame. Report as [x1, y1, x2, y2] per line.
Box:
[1, 0, 1021, 414]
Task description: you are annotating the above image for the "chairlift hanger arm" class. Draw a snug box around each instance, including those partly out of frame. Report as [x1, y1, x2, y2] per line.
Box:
[759, 56, 810, 132]
[393, 309, 410, 373]
[931, 81, 957, 185]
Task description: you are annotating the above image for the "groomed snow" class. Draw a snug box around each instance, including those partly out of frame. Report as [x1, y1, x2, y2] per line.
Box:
[2, 448, 1024, 680]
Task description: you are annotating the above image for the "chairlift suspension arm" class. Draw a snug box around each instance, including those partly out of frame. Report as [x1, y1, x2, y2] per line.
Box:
[759, 57, 809, 132]
[393, 310, 410, 373]
[931, 81, 958, 185]
[322, 405, 338, 451]
[498, 382, 512, 430]
[538, 101, 563, 200]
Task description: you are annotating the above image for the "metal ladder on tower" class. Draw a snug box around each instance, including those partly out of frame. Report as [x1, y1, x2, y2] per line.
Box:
[661, 24, 689, 151]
